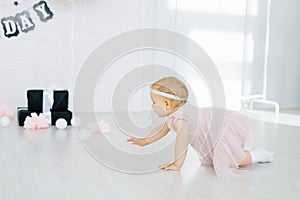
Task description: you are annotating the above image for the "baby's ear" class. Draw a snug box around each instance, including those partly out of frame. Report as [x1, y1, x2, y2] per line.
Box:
[164, 100, 171, 109]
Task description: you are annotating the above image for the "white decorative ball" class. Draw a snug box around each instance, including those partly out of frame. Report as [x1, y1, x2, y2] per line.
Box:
[71, 117, 81, 127]
[55, 118, 67, 130]
[0, 116, 10, 127]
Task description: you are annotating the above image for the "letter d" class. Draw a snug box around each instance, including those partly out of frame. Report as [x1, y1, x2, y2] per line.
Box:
[1, 17, 19, 38]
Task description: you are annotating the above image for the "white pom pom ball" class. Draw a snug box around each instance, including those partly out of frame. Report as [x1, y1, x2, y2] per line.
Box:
[71, 117, 81, 127]
[55, 118, 67, 130]
[0, 116, 10, 127]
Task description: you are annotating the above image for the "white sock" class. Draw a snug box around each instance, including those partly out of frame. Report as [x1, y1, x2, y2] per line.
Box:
[250, 147, 274, 163]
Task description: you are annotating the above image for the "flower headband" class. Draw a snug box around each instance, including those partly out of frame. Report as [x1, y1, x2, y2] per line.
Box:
[150, 89, 185, 101]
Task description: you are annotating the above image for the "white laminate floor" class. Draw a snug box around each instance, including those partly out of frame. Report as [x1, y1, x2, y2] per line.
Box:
[0, 111, 299, 200]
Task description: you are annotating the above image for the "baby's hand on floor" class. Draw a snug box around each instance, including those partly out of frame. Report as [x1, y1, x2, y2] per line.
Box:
[127, 137, 148, 146]
[159, 162, 181, 171]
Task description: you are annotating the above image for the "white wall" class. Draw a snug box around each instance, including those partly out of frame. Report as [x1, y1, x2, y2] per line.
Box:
[72, 0, 144, 112]
[0, 0, 73, 109]
[0, 0, 144, 112]
[0, 0, 299, 113]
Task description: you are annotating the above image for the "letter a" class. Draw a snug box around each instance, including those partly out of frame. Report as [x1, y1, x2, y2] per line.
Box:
[15, 11, 35, 33]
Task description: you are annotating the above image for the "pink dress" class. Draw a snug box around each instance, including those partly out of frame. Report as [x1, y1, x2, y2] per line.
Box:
[166, 102, 260, 177]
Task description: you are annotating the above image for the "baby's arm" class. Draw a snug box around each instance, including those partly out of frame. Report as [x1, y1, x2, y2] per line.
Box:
[159, 119, 189, 170]
[127, 122, 170, 146]
[145, 122, 170, 145]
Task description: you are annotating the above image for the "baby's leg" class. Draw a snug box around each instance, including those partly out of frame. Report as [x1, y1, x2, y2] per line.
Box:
[238, 148, 274, 167]
[238, 150, 252, 167]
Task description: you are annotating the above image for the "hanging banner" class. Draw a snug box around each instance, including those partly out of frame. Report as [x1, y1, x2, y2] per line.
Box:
[0, 1, 54, 39]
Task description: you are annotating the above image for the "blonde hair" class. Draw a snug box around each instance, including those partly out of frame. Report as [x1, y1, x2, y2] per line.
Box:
[151, 76, 189, 106]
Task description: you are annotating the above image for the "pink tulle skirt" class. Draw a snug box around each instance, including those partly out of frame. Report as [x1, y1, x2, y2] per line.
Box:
[190, 108, 260, 177]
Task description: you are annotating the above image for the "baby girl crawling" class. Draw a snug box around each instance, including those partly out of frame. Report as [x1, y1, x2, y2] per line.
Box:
[127, 77, 274, 177]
